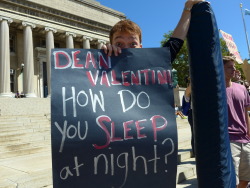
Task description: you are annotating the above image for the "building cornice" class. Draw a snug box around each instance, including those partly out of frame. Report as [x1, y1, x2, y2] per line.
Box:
[0, 0, 125, 37]
[0, 16, 13, 23]
[71, 0, 125, 17]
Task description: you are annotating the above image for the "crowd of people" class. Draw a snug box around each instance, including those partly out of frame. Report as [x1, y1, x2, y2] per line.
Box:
[233, 69, 250, 96]
[15, 91, 25, 98]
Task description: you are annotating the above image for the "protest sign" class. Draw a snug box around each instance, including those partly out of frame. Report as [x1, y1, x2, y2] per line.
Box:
[220, 29, 243, 64]
[51, 48, 177, 188]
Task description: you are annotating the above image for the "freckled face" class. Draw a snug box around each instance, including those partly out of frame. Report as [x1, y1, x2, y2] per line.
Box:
[112, 32, 142, 49]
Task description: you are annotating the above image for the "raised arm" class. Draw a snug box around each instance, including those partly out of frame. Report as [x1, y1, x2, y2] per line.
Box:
[171, 0, 205, 40]
[184, 83, 192, 102]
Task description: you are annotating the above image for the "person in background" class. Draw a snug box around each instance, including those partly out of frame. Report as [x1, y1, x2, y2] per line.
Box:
[183, 81, 195, 157]
[175, 104, 187, 119]
[223, 56, 250, 188]
[233, 70, 243, 85]
[15, 91, 21, 98]
[244, 81, 250, 95]
[185, 76, 190, 87]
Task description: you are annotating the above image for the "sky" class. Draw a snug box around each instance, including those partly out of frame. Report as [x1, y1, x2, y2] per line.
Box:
[97, 0, 250, 60]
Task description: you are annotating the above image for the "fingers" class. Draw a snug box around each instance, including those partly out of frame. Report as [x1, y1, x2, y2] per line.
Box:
[185, 0, 206, 10]
[102, 44, 122, 56]
[186, 0, 205, 2]
[102, 44, 108, 54]
[113, 46, 122, 56]
[106, 44, 113, 56]
[185, 0, 205, 5]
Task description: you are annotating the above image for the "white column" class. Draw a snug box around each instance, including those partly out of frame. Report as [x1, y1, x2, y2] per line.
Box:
[22, 21, 36, 98]
[45, 27, 57, 97]
[66, 32, 76, 48]
[97, 40, 106, 49]
[83, 36, 92, 49]
[0, 17, 13, 97]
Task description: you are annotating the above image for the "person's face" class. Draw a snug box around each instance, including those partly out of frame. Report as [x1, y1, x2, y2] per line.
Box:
[244, 82, 249, 88]
[224, 61, 236, 80]
[234, 70, 241, 80]
[111, 32, 142, 49]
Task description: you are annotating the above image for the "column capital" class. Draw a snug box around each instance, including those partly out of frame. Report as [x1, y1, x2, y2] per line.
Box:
[66, 32, 76, 37]
[97, 39, 106, 45]
[22, 21, 36, 28]
[45, 27, 57, 33]
[0, 16, 13, 24]
[83, 36, 93, 41]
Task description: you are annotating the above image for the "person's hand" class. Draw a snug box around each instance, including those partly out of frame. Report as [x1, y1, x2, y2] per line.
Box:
[185, 83, 191, 97]
[102, 44, 122, 57]
[184, 0, 206, 11]
[247, 127, 250, 138]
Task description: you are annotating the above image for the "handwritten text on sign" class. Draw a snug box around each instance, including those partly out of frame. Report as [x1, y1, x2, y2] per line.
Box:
[51, 48, 177, 188]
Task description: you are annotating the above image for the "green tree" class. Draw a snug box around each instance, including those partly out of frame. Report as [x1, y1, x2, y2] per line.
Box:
[161, 31, 230, 87]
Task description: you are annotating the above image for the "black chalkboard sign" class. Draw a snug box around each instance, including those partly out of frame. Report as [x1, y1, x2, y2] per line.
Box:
[51, 48, 177, 188]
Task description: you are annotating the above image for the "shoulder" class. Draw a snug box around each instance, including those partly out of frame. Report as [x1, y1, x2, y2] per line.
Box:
[232, 82, 250, 99]
[232, 82, 245, 90]
[162, 37, 184, 47]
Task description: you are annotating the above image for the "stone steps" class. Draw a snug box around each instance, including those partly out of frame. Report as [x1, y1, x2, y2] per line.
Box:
[177, 157, 196, 184]
[0, 98, 52, 188]
[0, 117, 49, 125]
[0, 136, 50, 148]
[0, 126, 50, 134]
[0, 141, 51, 152]
[0, 130, 50, 142]
[0, 138, 51, 159]
[177, 175, 198, 188]
[0, 116, 49, 122]
[0, 146, 50, 159]
[0, 122, 49, 129]
[0, 140, 49, 150]
[0, 113, 51, 160]
[0, 123, 50, 133]
[0, 98, 50, 116]
[0, 115, 50, 134]
[176, 118, 196, 185]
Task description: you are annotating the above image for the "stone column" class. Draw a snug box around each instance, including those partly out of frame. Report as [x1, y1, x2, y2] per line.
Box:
[66, 32, 76, 48]
[22, 21, 36, 98]
[45, 27, 57, 97]
[0, 17, 13, 97]
[97, 40, 106, 49]
[83, 36, 92, 49]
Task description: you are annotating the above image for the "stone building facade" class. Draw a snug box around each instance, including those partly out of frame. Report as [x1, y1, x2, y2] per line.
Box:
[0, 0, 125, 98]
